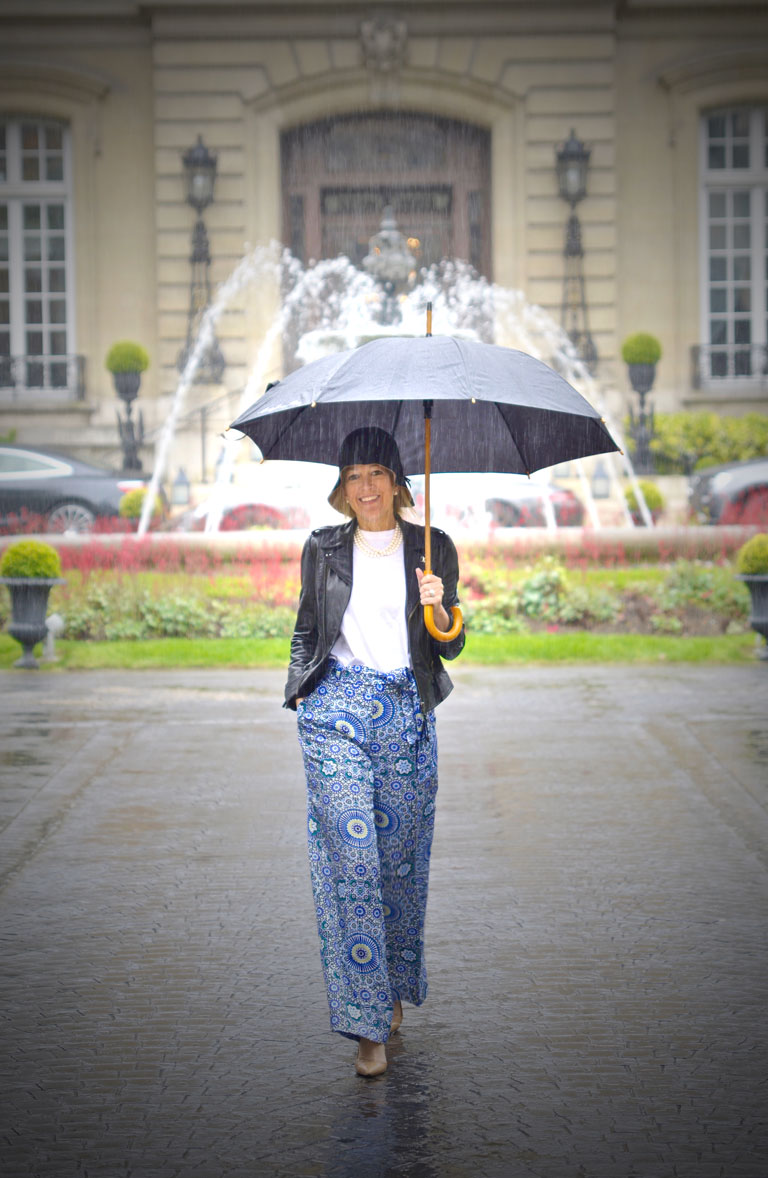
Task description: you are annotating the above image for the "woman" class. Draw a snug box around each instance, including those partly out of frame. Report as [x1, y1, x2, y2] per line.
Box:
[285, 426, 465, 1077]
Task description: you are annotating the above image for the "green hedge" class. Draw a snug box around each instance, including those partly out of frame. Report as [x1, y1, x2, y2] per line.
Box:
[626, 412, 768, 475]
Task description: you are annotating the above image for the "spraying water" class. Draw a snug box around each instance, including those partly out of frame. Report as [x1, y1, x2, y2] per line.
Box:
[138, 245, 281, 536]
[145, 243, 652, 534]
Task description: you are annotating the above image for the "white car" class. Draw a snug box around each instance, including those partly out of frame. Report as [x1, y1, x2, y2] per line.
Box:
[171, 461, 339, 532]
[408, 473, 585, 532]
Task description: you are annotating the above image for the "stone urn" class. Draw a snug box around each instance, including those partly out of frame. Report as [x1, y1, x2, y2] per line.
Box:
[1, 576, 66, 668]
[734, 534, 768, 658]
[627, 362, 657, 396]
[735, 575, 768, 657]
[112, 369, 142, 404]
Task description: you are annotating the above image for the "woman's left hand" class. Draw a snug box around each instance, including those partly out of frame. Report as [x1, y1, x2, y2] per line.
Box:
[415, 568, 444, 608]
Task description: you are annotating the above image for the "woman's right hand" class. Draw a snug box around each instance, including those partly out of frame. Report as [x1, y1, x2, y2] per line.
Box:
[296, 697, 305, 706]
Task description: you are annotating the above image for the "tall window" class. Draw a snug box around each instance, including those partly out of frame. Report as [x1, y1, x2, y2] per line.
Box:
[0, 117, 77, 395]
[700, 106, 768, 383]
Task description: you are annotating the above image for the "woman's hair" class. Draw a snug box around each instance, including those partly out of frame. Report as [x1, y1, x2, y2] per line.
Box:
[328, 465, 412, 519]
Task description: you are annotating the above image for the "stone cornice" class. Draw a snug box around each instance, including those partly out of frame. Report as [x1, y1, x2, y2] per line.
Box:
[246, 66, 520, 117]
[0, 59, 113, 102]
[656, 46, 768, 93]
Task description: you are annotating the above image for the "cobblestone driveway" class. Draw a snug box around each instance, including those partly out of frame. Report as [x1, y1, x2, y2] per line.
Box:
[1, 665, 767, 1178]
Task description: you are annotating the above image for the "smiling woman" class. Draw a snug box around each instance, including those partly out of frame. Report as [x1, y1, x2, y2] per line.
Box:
[285, 425, 465, 1079]
[341, 464, 397, 531]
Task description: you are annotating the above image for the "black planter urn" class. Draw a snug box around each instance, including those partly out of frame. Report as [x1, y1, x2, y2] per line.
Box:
[736, 574, 768, 656]
[628, 362, 657, 396]
[113, 370, 142, 404]
[0, 577, 66, 668]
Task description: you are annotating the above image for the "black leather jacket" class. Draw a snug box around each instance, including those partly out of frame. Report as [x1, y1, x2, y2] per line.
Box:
[284, 517, 465, 713]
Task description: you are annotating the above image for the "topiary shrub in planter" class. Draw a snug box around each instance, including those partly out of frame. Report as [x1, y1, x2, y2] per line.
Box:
[0, 540, 65, 668]
[118, 487, 162, 530]
[621, 332, 662, 395]
[735, 533, 768, 655]
[624, 480, 665, 526]
[105, 340, 150, 403]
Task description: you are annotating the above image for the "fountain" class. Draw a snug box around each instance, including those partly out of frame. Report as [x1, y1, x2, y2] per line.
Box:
[139, 228, 651, 537]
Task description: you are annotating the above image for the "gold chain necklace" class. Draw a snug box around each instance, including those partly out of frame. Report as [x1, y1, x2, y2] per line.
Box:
[353, 523, 403, 559]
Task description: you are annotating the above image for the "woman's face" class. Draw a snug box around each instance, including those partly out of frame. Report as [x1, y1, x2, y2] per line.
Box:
[343, 463, 397, 530]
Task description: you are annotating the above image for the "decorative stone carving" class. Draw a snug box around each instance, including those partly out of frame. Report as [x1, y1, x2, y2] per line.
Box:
[360, 17, 408, 75]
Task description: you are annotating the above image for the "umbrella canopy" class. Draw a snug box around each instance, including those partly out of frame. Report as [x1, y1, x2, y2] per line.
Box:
[230, 335, 618, 476]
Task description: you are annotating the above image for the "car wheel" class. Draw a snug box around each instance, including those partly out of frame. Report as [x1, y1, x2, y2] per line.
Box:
[47, 502, 96, 533]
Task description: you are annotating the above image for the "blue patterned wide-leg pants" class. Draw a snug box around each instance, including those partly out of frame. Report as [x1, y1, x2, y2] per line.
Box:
[297, 659, 438, 1043]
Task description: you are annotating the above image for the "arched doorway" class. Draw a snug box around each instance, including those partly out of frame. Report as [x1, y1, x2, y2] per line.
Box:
[281, 112, 491, 276]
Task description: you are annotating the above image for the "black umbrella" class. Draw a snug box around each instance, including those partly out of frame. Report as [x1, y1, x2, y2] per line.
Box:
[231, 307, 619, 640]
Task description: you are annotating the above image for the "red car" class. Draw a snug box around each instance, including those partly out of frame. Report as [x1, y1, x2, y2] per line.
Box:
[689, 459, 768, 526]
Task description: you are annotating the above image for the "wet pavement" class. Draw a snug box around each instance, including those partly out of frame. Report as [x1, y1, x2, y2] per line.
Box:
[1, 664, 767, 1178]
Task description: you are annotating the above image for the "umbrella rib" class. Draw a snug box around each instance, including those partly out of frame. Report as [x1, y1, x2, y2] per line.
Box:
[492, 401, 530, 474]
[390, 397, 404, 456]
[451, 337, 476, 402]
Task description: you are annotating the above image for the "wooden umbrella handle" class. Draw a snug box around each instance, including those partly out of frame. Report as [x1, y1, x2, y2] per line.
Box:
[424, 601, 464, 642]
[422, 410, 463, 642]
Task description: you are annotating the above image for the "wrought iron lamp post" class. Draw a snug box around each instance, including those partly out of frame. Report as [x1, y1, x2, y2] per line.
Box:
[177, 135, 226, 383]
[115, 376, 144, 471]
[362, 206, 416, 325]
[555, 129, 597, 374]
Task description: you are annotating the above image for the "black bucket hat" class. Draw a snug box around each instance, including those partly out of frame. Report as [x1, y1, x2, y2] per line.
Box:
[328, 427, 414, 516]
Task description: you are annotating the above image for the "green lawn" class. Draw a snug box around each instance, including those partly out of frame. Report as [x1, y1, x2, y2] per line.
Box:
[0, 631, 757, 671]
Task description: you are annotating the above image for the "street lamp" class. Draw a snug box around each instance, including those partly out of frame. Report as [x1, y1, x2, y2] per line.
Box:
[177, 135, 226, 383]
[555, 129, 597, 374]
[362, 206, 417, 325]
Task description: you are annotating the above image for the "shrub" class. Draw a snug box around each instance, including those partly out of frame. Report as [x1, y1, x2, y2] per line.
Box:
[463, 595, 528, 635]
[59, 576, 297, 641]
[105, 341, 150, 374]
[643, 411, 768, 475]
[0, 539, 62, 578]
[735, 533, 768, 576]
[621, 333, 662, 365]
[650, 613, 683, 634]
[118, 487, 160, 520]
[518, 556, 567, 618]
[655, 561, 749, 619]
[625, 480, 665, 514]
[556, 584, 620, 626]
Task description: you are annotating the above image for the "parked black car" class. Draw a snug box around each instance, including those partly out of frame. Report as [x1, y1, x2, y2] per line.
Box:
[688, 457, 768, 526]
[0, 444, 146, 533]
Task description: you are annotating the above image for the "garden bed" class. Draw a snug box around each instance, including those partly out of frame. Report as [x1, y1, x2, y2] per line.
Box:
[0, 538, 755, 655]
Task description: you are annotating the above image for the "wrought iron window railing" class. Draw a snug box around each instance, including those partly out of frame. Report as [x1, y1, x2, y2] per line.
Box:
[0, 354, 86, 399]
[691, 343, 768, 388]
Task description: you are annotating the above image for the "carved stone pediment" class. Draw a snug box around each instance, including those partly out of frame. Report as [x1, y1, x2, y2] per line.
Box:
[360, 17, 408, 75]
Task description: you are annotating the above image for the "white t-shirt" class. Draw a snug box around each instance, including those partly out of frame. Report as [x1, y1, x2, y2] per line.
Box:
[331, 528, 410, 672]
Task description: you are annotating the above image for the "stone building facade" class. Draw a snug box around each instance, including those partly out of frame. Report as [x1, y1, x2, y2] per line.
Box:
[1, 0, 767, 474]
